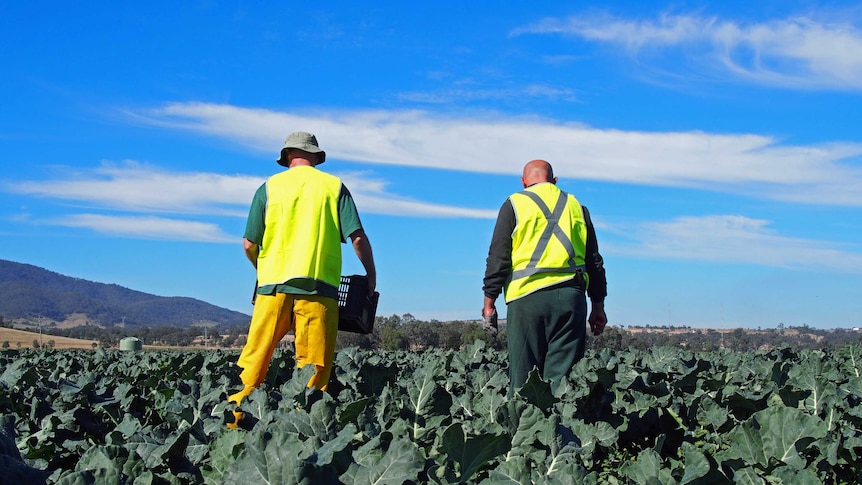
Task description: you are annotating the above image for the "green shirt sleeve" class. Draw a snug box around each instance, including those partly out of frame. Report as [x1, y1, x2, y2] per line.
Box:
[338, 184, 363, 242]
[243, 183, 267, 244]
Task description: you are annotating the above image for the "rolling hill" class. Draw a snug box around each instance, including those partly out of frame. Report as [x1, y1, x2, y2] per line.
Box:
[0, 259, 250, 328]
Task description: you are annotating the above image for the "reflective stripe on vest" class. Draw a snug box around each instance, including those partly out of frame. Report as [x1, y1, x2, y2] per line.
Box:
[257, 166, 343, 289]
[505, 183, 587, 303]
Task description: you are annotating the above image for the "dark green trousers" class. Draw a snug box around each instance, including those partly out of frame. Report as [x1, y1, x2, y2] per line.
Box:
[506, 281, 587, 396]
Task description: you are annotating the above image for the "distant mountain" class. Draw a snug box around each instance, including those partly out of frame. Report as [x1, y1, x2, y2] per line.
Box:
[0, 259, 250, 328]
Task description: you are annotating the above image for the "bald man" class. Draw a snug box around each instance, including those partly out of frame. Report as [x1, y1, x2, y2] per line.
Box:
[483, 160, 607, 395]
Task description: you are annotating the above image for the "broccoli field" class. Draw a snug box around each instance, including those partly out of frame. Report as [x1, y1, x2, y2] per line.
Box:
[2, 342, 862, 484]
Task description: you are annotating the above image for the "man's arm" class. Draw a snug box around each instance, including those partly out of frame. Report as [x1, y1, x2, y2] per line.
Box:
[243, 183, 266, 270]
[581, 206, 607, 335]
[243, 238, 259, 269]
[338, 184, 377, 295]
[483, 200, 515, 318]
[349, 229, 376, 295]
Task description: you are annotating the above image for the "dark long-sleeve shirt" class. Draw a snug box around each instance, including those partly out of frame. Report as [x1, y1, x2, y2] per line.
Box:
[483, 198, 607, 303]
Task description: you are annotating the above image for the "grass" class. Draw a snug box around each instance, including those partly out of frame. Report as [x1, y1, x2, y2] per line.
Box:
[0, 327, 98, 350]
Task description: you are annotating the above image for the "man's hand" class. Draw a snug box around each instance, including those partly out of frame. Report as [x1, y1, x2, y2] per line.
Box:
[482, 309, 498, 334]
[588, 301, 607, 336]
[482, 297, 498, 334]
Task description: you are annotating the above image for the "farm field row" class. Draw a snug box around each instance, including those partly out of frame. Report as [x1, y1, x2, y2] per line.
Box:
[1, 343, 861, 483]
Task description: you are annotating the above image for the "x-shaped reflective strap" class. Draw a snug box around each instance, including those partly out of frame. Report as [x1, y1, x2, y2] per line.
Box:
[511, 190, 579, 280]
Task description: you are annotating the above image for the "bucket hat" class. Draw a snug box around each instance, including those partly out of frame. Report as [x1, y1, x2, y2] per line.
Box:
[276, 131, 326, 167]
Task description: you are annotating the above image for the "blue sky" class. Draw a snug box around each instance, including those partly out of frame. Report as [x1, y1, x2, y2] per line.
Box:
[2, 1, 861, 329]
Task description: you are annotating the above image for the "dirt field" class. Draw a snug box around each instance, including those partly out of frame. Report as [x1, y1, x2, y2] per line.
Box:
[0, 327, 98, 350]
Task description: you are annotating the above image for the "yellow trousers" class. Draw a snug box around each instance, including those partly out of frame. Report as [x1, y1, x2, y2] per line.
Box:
[229, 293, 338, 405]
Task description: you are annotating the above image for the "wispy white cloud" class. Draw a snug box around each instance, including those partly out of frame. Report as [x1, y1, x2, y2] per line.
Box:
[337, 172, 497, 218]
[351, 193, 497, 219]
[54, 214, 236, 243]
[3, 161, 495, 235]
[5, 161, 259, 217]
[513, 13, 862, 91]
[610, 214, 862, 272]
[130, 102, 862, 206]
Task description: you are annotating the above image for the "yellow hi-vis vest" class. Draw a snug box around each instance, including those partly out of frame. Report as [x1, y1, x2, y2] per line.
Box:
[256, 166, 343, 290]
[504, 182, 587, 303]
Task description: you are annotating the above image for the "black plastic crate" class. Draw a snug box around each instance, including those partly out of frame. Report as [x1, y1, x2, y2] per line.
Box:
[338, 275, 379, 334]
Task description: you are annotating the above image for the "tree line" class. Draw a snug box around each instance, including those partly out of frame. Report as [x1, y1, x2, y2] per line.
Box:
[589, 324, 862, 353]
[342, 315, 862, 353]
[3, 312, 861, 352]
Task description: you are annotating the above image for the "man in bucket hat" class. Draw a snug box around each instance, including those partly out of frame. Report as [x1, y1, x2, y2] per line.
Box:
[228, 131, 376, 427]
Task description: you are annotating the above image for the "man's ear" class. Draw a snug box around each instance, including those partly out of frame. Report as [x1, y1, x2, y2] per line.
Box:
[552, 177, 558, 185]
[521, 177, 528, 188]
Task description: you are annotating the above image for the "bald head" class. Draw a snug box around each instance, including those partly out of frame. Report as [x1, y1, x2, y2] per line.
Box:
[521, 160, 557, 188]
